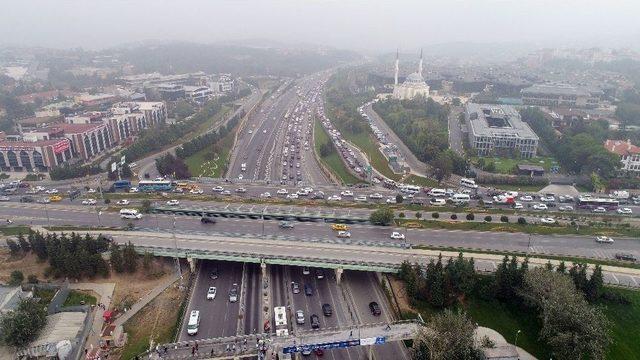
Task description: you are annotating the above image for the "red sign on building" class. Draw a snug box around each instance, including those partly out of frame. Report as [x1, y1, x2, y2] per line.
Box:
[53, 140, 70, 154]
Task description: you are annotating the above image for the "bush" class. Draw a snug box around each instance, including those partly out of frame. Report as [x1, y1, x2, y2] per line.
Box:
[398, 212, 406, 218]
[104, 198, 111, 204]
[415, 212, 422, 220]
[517, 217, 527, 225]
[9, 270, 24, 286]
[395, 194, 404, 203]
[451, 214, 457, 220]
[27, 274, 39, 284]
[484, 215, 492, 222]
[500, 215, 509, 223]
[466, 213, 475, 221]
[369, 207, 394, 225]
[432, 212, 440, 219]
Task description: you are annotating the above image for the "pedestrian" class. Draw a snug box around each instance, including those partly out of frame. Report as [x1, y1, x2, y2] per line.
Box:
[191, 346, 195, 356]
[164, 346, 168, 354]
[210, 348, 214, 357]
[195, 341, 199, 351]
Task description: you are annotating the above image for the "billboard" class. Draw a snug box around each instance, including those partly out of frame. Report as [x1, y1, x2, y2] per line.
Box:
[53, 140, 70, 154]
[111, 162, 117, 172]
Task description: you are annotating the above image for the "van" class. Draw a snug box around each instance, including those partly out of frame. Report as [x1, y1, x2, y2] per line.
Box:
[119, 209, 142, 219]
[460, 178, 478, 189]
[187, 310, 200, 335]
[451, 193, 471, 204]
[429, 198, 447, 206]
[428, 188, 446, 197]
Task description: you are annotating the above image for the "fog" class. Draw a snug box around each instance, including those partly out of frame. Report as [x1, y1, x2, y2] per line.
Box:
[1, 0, 639, 51]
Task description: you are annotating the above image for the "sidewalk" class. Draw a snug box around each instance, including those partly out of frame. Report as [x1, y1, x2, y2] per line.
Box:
[114, 272, 180, 327]
[69, 282, 115, 350]
[475, 326, 537, 360]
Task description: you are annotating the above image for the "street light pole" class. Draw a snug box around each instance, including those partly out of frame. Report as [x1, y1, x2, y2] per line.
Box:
[515, 329, 521, 349]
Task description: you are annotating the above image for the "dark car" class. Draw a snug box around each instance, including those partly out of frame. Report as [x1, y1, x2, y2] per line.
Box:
[20, 196, 34, 203]
[322, 303, 332, 316]
[210, 267, 219, 279]
[316, 269, 324, 280]
[304, 283, 313, 296]
[369, 301, 381, 316]
[310, 314, 320, 329]
[615, 253, 637, 262]
[201, 217, 217, 224]
[279, 221, 295, 229]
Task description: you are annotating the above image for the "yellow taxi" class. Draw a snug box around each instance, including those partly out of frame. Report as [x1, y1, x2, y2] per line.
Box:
[49, 195, 63, 202]
[331, 224, 349, 231]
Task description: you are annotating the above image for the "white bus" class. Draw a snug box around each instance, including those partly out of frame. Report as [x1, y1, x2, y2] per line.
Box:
[274, 306, 289, 336]
[119, 209, 142, 219]
[451, 193, 471, 204]
[460, 178, 478, 189]
[187, 310, 200, 335]
[428, 188, 447, 197]
[400, 185, 421, 194]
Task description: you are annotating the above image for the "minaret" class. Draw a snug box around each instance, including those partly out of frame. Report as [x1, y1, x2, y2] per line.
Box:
[394, 49, 399, 86]
[418, 48, 423, 77]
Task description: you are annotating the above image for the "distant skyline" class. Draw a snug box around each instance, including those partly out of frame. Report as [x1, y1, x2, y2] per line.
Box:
[1, 0, 640, 52]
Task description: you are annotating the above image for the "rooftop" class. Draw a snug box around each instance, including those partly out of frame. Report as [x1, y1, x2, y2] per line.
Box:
[466, 103, 539, 140]
[17, 311, 87, 358]
[521, 83, 593, 97]
[41, 122, 105, 134]
[604, 139, 640, 156]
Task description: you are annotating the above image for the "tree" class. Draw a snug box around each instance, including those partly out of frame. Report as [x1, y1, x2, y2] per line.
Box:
[431, 212, 439, 219]
[415, 212, 422, 220]
[6, 239, 20, 256]
[369, 207, 394, 225]
[9, 270, 24, 286]
[585, 265, 604, 302]
[484, 215, 492, 222]
[517, 217, 527, 225]
[17, 233, 30, 252]
[466, 213, 474, 221]
[412, 309, 482, 360]
[122, 242, 138, 273]
[500, 215, 509, 223]
[0, 299, 48, 348]
[396, 194, 404, 203]
[556, 261, 567, 274]
[142, 252, 154, 272]
[432, 151, 453, 183]
[140, 199, 152, 214]
[110, 244, 124, 273]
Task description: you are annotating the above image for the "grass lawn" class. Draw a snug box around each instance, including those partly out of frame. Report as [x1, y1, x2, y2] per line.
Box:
[602, 288, 640, 358]
[0, 225, 31, 236]
[403, 174, 438, 187]
[193, 105, 231, 135]
[63, 290, 97, 307]
[473, 156, 558, 175]
[184, 121, 236, 178]
[345, 130, 401, 181]
[314, 120, 363, 184]
[34, 288, 56, 307]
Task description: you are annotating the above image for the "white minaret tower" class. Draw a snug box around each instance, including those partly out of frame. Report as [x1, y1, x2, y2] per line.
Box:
[418, 48, 423, 77]
[394, 49, 399, 86]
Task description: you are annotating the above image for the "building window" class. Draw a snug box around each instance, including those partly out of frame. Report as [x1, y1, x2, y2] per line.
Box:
[84, 136, 92, 158]
[7, 151, 19, 167]
[19, 151, 32, 171]
[33, 151, 44, 168]
[0, 153, 7, 169]
[91, 133, 99, 155]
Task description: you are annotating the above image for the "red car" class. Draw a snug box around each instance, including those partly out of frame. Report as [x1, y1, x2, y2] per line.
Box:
[314, 349, 324, 356]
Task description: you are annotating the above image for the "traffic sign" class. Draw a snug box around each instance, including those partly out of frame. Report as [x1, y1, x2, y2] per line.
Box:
[283, 339, 360, 354]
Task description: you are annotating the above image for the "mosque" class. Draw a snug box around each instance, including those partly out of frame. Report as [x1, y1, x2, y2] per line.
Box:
[392, 50, 430, 100]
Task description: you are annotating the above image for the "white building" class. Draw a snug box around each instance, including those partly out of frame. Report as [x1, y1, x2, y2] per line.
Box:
[392, 50, 430, 100]
[604, 139, 640, 172]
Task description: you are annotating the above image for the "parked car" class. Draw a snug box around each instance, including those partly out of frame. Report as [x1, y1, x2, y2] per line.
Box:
[390, 232, 405, 240]
[558, 205, 574, 211]
[166, 199, 180, 206]
[302, 267, 310, 275]
[304, 284, 313, 296]
[540, 217, 556, 224]
[116, 199, 130, 205]
[532, 203, 547, 210]
[212, 186, 224, 192]
[316, 269, 324, 280]
[336, 231, 351, 238]
[209, 267, 219, 280]
[615, 253, 637, 262]
[206, 287, 217, 300]
[369, 301, 381, 316]
[617, 208, 633, 215]
[201, 217, 216, 224]
[310, 314, 320, 329]
[81, 198, 96, 205]
[296, 310, 305, 324]
[322, 303, 333, 316]
[279, 221, 295, 229]
[291, 282, 300, 294]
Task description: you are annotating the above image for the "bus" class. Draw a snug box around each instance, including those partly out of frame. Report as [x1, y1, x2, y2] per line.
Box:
[112, 180, 131, 191]
[138, 180, 173, 192]
[400, 184, 421, 194]
[460, 178, 478, 189]
[576, 197, 619, 210]
[274, 306, 289, 336]
[428, 188, 447, 197]
[187, 310, 200, 335]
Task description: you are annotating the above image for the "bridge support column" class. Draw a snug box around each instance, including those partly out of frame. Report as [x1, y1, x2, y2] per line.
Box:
[187, 257, 197, 273]
[335, 267, 343, 285]
[368, 345, 374, 360]
[261, 260, 267, 278]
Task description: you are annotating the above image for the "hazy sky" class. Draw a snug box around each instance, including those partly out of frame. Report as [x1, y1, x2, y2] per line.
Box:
[1, 0, 639, 51]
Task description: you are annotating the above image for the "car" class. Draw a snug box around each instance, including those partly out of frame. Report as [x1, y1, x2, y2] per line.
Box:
[201, 217, 216, 224]
[49, 195, 63, 202]
[327, 195, 342, 201]
[354, 195, 367, 202]
[173, 188, 184, 193]
[229, 283, 238, 302]
[129, 187, 139, 193]
[390, 232, 405, 240]
[310, 314, 320, 329]
[369, 301, 381, 316]
[304, 284, 313, 296]
[617, 208, 633, 215]
[129, 162, 138, 168]
[331, 224, 349, 231]
[615, 253, 637, 262]
[292, 282, 300, 294]
[519, 195, 534, 202]
[512, 202, 524, 210]
[592, 207, 607, 213]
[116, 199, 130, 205]
[221, 190, 231, 196]
[558, 205, 574, 211]
[87, 188, 97, 194]
[235, 188, 247, 193]
[595, 236, 614, 243]
[238, 174, 243, 180]
[279, 221, 295, 229]
[277, 188, 288, 195]
[369, 193, 383, 199]
[340, 190, 354, 197]
[286, 193, 299, 199]
[166, 199, 180, 206]
[540, 196, 555, 203]
[0, 196, 10, 202]
[260, 192, 271, 198]
[540, 217, 556, 224]
[82, 199, 97, 205]
[336, 231, 351, 238]
[296, 310, 305, 324]
[429, 198, 446, 206]
[20, 196, 34, 203]
[190, 188, 204, 194]
[45, 189, 59, 194]
[532, 203, 548, 210]
[302, 267, 310, 275]
[206, 287, 217, 300]
[38, 197, 51, 204]
[314, 349, 324, 356]
[210, 267, 219, 279]
[316, 269, 324, 279]
[322, 303, 333, 316]
[212, 186, 224, 192]
[386, 197, 396, 204]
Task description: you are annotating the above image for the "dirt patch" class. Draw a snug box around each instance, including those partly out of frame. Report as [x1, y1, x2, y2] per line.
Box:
[0, 249, 48, 284]
[115, 283, 187, 360]
[388, 275, 413, 315]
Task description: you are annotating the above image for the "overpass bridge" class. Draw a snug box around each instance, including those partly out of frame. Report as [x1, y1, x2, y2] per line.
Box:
[141, 320, 422, 359]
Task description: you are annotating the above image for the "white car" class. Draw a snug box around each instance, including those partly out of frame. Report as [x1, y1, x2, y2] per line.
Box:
[595, 236, 614, 244]
[166, 199, 180, 206]
[190, 188, 204, 194]
[296, 310, 305, 324]
[129, 187, 139, 193]
[558, 205, 574, 211]
[327, 195, 342, 201]
[277, 188, 288, 195]
[519, 195, 533, 202]
[354, 195, 367, 202]
[45, 189, 59, 194]
[532, 203, 547, 210]
[82, 199, 97, 206]
[0, 196, 10, 202]
[540, 196, 555, 203]
[260, 192, 271, 198]
[87, 188, 97, 194]
[592, 207, 607, 213]
[340, 190, 354, 197]
[235, 188, 247, 193]
[238, 174, 243, 180]
[221, 190, 231, 196]
[390, 232, 405, 240]
[117, 199, 130, 206]
[336, 231, 351, 238]
[386, 197, 396, 204]
[617, 208, 632, 215]
[129, 162, 138, 168]
[540, 217, 556, 224]
[287, 193, 299, 199]
[513, 202, 524, 210]
[369, 193, 383, 199]
[212, 186, 224, 192]
[206, 287, 217, 300]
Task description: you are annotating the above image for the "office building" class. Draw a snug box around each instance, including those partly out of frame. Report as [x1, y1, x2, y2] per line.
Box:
[521, 83, 603, 108]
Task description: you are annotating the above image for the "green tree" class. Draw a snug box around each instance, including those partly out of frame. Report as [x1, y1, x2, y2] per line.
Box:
[140, 199, 152, 214]
[369, 207, 394, 225]
[16, 233, 30, 253]
[484, 215, 492, 222]
[122, 242, 138, 273]
[9, 270, 24, 286]
[412, 309, 482, 360]
[6, 239, 20, 256]
[0, 299, 48, 348]
[142, 252, 153, 272]
[27, 274, 38, 284]
[396, 194, 404, 203]
[585, 265, 604, 302]
[415, 212, 422, 220]
[432, 151, 453, 183]
[466, 213, 474, 221]
[110, 244, 124, 273]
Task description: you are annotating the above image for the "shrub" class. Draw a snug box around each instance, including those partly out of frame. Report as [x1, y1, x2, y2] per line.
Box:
[395, 194, 404, 203]
[466, 213, 475, 221]
[398, 212, 405, 218]
[432, 212, 440, 219]
[9, 270, 24, 286]
[451, 214, 457, 220]
[415, 212, 422, 220]
[104, 198, 111, 204]
[517, 217, 527, 225]
[27, 275, 38, 284]
[484, 215, 492, 222]
[500, 215, 509, 223]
